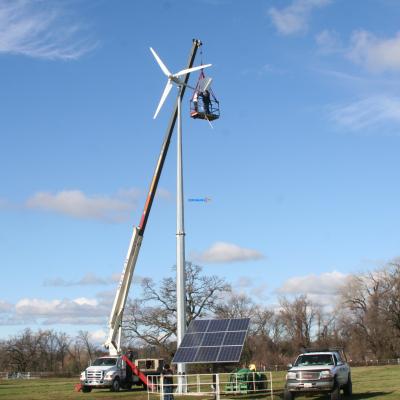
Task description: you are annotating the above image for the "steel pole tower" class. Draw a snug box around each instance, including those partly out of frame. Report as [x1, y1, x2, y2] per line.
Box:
[176, 86, 186, 380]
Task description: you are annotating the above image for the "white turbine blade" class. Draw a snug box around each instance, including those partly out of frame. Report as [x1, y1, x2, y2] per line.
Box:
[153, 80, 173, 119]
[174, 78, 195, 90]
[150, 47, 171, 77]
[173, 64, 212, 77]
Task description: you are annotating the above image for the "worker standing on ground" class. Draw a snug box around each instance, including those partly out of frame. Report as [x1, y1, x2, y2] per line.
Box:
[162, 364, 174, 400]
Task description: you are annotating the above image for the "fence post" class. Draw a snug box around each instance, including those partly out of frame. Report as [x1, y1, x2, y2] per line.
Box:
[216, 374, 220, 400]
[269, 372, 274, 400]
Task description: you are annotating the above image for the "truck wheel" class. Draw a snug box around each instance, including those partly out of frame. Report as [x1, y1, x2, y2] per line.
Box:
[283, 389, 295, 400]
[343, 374, 352, 396]
[82, 386, 92, 393]
[111, 377, 120, 392]
[330, 381, 341, 400]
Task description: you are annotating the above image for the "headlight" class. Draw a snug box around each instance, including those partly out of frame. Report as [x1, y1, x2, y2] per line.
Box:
[80, 371, 86, 380]
[105, 371, 116, 379]
[286, 372, 297, 380]
[319, 370, 333, 379]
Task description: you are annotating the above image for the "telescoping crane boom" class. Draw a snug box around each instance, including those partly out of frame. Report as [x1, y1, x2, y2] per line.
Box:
[104, 39, 203, 356]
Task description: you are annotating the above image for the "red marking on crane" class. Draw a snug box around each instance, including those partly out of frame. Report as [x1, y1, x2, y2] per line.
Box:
[74, 383, 82, 392]
[122, 355, 154, 389]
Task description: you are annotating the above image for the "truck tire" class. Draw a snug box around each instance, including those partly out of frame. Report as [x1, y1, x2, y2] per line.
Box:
[330, 381, 341, 400]
[82, 386, 92, 393]
[111, 377, 120, 392]
[283, 389, 295, 400]
[343, 374, 352, 396]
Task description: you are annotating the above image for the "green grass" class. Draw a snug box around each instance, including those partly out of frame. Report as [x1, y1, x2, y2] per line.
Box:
[0, 366, 399, 400]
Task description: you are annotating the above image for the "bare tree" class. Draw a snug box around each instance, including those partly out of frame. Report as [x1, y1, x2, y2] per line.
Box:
[77, 330, 97, 364]
[338, 269, 396, 359]
[124, 262, 230, 349]
[278, 295, 319, 351]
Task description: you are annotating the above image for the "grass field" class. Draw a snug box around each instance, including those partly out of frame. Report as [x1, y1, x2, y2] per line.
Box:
[0, 365, 399, 400]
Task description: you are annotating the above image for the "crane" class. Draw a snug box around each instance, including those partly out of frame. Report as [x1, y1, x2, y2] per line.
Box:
[104, 39, 203, 356]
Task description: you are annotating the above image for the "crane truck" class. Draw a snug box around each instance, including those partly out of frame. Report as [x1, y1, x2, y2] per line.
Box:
[79, 39, 203, 393]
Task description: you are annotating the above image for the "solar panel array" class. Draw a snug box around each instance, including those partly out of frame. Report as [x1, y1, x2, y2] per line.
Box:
[172, 318, 250, 364]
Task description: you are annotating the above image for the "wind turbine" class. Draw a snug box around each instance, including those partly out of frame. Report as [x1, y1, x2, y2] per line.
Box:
[150, 47, 211, 384]
[150, 47, 211, 119]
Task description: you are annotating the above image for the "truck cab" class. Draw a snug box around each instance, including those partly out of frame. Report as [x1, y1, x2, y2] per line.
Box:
[80, 356, 130, 392]
[284, 349, 352, 400]
[80, 356, 163, 392]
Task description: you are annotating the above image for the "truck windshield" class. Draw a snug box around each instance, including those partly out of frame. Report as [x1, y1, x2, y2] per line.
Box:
[294, 354, 334, 366]
[92, 358, 117, 366]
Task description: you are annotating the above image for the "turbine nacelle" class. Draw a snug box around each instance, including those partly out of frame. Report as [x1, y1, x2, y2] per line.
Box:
[150, 47, 211, 119]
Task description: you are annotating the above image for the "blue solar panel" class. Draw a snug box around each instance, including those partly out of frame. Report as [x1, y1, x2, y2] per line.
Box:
[223, 331, 246, 346]
[207, 319, 229, 332]
[180, 333, 204, 347]
[187, 319, 209, 333]
[217, 346, 242, 362]
[202, 332, 224, 346]
[228, 318, 250, 331]
[172, 318, 249, 364]
[195, 347, 220, 362]
[173, 347, 198, 363]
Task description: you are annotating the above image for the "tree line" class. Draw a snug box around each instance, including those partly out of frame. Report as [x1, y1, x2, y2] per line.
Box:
[1, 261, 399, 373]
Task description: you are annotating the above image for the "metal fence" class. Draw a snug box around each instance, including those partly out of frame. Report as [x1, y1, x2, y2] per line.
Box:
[147, 372, 274, 400]
[0, 371, 76, 379]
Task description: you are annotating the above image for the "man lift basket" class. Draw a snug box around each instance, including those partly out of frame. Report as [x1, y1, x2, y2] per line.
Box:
[190, 69, 220, 121]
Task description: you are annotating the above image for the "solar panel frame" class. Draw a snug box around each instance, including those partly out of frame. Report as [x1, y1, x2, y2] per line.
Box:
[172, 318, 249, 364]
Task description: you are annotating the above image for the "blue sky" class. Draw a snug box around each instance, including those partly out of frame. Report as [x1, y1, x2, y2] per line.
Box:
[1, 0, 400, 343]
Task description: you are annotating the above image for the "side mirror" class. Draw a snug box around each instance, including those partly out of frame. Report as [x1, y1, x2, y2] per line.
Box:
[337, 361, 343, 366]
[287, 363, 293, 369]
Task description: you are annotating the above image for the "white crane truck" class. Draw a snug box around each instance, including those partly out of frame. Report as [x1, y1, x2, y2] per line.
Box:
[79, 39, 203, 393]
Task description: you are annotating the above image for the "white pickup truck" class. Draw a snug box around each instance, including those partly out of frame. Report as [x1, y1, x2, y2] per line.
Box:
[284, 349, 352, 400]
[80, 356, 164, 392]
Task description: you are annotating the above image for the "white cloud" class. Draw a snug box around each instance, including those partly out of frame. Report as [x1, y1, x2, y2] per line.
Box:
[0, 300, 13, 313]
[26, 189, 141, 222]
[268, 0, 331, 36]
[277, 270, 349, 307]
[278, 270, 348, 295]
[348, 30, 400, 73]
[316, 29, 341, 54]
[0, 290, 117, 326]
[329, 95, 400, 131]
[193, 242, 264, 263]
[89, 329, 107, 344]
[233, 276, 269, 301]
[13, 297, 107, 325]
[0, 0, 97, 60]
[43, 273, 115, 287]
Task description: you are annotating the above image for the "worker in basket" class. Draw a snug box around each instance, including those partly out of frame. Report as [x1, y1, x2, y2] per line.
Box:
[190, 69, 220, 121]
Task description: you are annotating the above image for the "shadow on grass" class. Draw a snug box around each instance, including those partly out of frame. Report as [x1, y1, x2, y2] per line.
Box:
[265, 390, 391, 399]
[349, 392, 392, 399]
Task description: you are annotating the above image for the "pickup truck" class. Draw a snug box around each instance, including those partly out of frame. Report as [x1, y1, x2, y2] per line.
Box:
[284, 349, 352, 400]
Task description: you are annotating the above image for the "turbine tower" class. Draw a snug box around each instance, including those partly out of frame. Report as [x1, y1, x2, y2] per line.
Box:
[150, 47, 211, 379]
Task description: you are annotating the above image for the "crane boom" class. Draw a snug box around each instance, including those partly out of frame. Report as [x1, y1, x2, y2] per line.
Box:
[105, 39, 203, 355]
